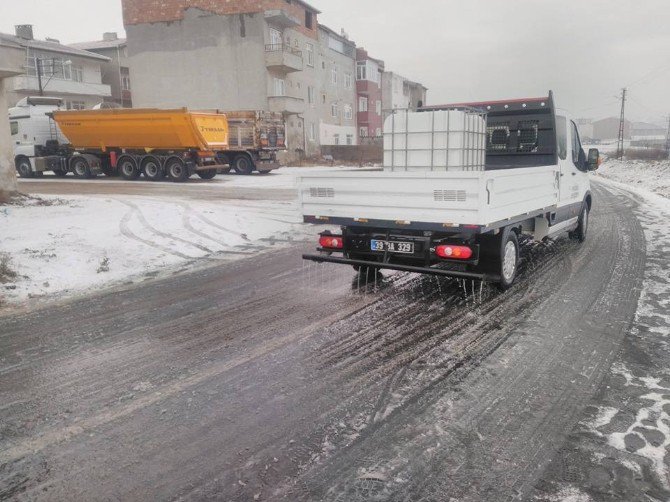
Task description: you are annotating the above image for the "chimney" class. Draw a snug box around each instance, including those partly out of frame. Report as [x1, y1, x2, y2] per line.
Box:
[15, 24, 34, 40]
[103, 32, 118, 41]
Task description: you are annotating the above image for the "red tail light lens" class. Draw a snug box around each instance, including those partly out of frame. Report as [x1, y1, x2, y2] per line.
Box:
[435, 245, 473, 260]
[319, 236, 344, 249]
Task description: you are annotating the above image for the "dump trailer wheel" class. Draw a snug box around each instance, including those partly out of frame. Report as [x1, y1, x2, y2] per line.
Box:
[118, 155, 141, 181]
[71, 157, 94, 179]
[197, 169, 218, 180]
[15, 157, 34, 178]
[569, 204, 589, 243]
[233, 154, 254, 175]
[141, 156, 165, 182]
[165, 157, 190, 183]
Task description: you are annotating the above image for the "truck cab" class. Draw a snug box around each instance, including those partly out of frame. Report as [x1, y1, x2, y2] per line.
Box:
[9, 96, 69, 178]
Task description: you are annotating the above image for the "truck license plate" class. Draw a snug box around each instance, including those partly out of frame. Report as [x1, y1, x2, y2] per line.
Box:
[370, 240, 415, 254]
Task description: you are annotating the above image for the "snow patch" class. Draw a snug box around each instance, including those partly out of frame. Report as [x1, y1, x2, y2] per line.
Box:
[596, 159, 670, 199]
[547, 485, 593, 501]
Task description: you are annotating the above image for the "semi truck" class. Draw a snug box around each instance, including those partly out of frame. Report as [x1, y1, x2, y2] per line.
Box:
[9, 97, 285, 181]
[300, 92, 600, 289]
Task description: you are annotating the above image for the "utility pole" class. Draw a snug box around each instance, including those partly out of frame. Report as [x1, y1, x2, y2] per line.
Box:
[36, 57, 44, 96]
[616, 88, 627, 160]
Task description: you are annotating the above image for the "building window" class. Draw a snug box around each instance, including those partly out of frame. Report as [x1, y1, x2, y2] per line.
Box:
[309, 122, 316, 141]
[306, 43, 314, 67]
[10, 121, 18, 136]
[307, 86, 315, 105]
[269, 28, 282, 48]
[331, 66, 338, 85]
[344, 104, 353, 120]
[305, 11, 314, 30]
[359, 127, 368, 138]
[121, 75, 131, 91]
[331, 102, 339, 118]
[334, 134, 340, 145]
[375, 128, 382, 138]
[66, 100, 86, 110]
[376, 100, 382, 115]
[322, 94, 327, 104]
[346, 134, 353, 145]
[359, 97, 368, 112]
[72, 66, 84, 82]
[344, 73, 352, 89]
[273, 78, 285, 96]
[356, 62, 367, 81]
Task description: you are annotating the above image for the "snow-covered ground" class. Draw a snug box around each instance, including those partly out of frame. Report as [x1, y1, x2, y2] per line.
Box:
[0, 167, 354, 309]
[596, 159, 670, 199]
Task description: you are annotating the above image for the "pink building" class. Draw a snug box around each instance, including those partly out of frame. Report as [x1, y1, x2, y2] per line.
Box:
[355, 48, 384, 142]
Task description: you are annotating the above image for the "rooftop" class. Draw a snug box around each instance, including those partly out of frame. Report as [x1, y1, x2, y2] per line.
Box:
[70, 33, 127, 51]
[0, 31, 110, 62]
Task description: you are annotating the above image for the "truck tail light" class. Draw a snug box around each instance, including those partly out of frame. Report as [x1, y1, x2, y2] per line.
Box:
[435, 245, 473, 260]
[319, 236, 344, 249]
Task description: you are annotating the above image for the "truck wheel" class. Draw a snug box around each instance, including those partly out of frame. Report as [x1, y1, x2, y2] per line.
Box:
[118, 155, 141, 181]
[215, 153, 231, 174]
[141, 156, 165, 182]
[498, 229, 519, 290]
[233, 154, 254, 175]
[166, 157, 190, 182]
[71, 157, 94, 179]
[16, 158, 34, 178]
[197, 169, 218, 180]
[569, 204, 589, 243]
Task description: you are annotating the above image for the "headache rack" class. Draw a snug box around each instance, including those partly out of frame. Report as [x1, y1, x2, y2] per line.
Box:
[419, 90, 558, 170]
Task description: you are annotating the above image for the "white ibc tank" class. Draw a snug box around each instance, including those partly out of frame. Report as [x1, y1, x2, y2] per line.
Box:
[383, 110, 486, 172]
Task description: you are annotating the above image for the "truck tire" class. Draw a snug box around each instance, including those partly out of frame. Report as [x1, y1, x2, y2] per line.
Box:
[118, 155, 141, 181]
[165, 157, 190, 182]
[197, 169, 218, 180]
[233, 154, 254, 175]
[471, 227, 519, 290]
[15, 157, 34, 178]
[215, 153, 232, 174]
[141, 156, 165, 182]
[71, 157, 94, 179]
[569, 204, 589, 243]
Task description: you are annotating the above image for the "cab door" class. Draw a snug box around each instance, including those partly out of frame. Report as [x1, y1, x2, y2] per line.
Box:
[556, 115, 587, 209]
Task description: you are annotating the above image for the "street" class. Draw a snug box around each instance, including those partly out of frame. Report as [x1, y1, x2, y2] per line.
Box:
[1, 182, 662, 501]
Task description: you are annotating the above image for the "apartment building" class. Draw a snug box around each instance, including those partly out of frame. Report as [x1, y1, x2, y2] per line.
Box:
[0, 25, 111, 109]
[315, 25, 357, 147]
[71, 33, 132, 108]
[381, 71, 427, 112]
[356, 48, 384, 142]
[122, 0, 322, 158]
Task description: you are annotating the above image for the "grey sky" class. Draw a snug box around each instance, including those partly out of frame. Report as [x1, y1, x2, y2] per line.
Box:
[2, 0, 668, 124]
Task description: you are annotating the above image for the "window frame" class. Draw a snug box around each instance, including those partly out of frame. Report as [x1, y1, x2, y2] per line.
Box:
[10, 121, 19, 136]
[359, 96, 368, 112]
[305, 43, 314, 67]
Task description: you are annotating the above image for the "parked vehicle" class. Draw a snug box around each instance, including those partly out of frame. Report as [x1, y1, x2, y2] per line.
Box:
[300, 92, 600, 289]
[9, 97, 285, 181]
[222, 111, 285, 174]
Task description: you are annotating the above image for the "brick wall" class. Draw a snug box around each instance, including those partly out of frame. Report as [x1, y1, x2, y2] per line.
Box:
[122, 0, 318, 38]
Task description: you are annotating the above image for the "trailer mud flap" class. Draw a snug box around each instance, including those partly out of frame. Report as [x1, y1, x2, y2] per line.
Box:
[302, 254, 500, 282]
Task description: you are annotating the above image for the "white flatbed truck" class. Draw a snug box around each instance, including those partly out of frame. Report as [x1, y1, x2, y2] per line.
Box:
[300, 92, 600, 289]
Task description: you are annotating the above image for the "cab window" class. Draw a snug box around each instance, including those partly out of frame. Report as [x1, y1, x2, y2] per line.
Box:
[556, 116, 567, 160]
[10, 121, 18, 136]
[571, 121, 582, 166]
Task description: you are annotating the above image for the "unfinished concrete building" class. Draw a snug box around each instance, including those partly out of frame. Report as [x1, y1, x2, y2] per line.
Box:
[382, 71, 427, 112]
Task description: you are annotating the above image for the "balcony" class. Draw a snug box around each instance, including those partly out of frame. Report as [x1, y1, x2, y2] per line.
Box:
[268, 96, 305, 115]
[264, 10, 300, 28]
[12, 75, 111, 97]
[265, 44, 303, 73]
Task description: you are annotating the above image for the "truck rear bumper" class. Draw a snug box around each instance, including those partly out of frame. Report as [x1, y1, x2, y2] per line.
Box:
[303, 254, 500, 282]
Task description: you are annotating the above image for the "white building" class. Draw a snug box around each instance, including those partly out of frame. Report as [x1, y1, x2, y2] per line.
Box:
[381, 71, 427, 112]
[1, 25, 111, 110]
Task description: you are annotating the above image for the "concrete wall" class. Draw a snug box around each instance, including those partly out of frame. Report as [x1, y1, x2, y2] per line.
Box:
[0, 44, 25, 196]
[127, 8, 268, 110]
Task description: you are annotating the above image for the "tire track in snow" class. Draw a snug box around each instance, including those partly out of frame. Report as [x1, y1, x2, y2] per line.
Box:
[119, 209, 194, 260]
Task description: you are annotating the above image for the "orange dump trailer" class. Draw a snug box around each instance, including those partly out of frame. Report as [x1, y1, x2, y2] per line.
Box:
[53, 108, 229, 152]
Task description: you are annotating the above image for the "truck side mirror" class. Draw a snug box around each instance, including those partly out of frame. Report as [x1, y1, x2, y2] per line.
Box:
[587, 148, 600, 171]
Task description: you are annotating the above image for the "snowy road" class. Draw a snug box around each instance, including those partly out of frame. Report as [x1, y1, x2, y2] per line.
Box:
[0, 181, 661, 501]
